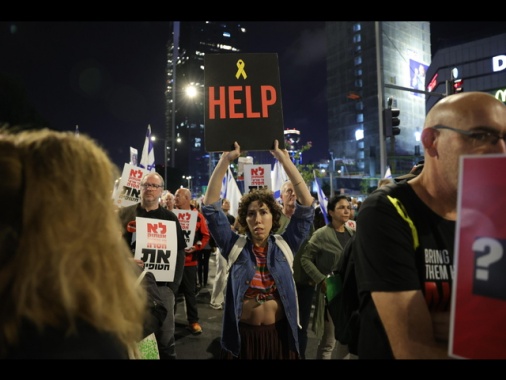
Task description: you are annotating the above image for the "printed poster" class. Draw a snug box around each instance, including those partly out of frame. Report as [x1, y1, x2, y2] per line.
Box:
[134, 217, 178, 282]
[113, 163, 150, 208]
[409, 59, 428, 98]
[172, 209, 198, 248]
[204, 53, 285, 152]
[130, 147, 138, 166]
[449, 154, 506, 359]
[243, 164, 272, 193]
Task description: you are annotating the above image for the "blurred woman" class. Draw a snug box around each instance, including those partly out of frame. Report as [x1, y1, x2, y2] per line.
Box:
[0, 128, 146, 359]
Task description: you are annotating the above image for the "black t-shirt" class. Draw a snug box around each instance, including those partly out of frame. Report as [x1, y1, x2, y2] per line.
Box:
[226, 213, 236, 226]
[354, 181, 455, 359]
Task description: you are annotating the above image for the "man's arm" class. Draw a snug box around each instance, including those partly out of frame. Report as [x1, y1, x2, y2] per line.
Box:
[270, 139, 313, 207]
[371, 290, 450, 359]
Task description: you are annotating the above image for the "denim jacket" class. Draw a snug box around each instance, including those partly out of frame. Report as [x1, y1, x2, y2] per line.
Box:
[201, 199, 314, 357]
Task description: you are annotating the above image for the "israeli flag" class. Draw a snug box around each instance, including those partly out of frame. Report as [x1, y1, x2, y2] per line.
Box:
[314, 170, 329, 225]
[271, 159, 288, 204]
[139, 125, 155, 172]
[384, 165, 392, 179]
[220, 170, 228, 199]
[225, 167, 242, 217]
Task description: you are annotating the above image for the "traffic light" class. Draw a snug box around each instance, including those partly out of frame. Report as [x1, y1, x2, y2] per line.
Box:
[446, 79, 464, 95]
[453, 79, 463, 93]
[383, 107, 401, 137]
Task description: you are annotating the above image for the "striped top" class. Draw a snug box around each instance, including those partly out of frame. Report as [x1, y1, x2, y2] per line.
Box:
[243, 245, 280, 304]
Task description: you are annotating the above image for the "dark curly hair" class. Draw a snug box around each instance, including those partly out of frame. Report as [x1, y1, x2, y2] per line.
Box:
[236, 189, 282, 234]
[327, 194, 351, 221]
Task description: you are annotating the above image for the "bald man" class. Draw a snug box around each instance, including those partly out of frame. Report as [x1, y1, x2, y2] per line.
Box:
[174, 187, 210, 335]
[354, 92, 506, 359]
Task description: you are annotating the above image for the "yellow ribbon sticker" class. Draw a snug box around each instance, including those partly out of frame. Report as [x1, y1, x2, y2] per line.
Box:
[235, 59, 247, 80]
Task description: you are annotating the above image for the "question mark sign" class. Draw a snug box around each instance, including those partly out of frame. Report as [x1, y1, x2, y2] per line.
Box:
[473, 237, 503, 281]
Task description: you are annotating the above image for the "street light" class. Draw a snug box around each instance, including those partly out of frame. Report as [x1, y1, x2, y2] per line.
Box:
[182, 175, 192, 194]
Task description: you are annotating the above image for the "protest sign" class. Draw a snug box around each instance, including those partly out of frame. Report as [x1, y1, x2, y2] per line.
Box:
[204, 53, 285, 152]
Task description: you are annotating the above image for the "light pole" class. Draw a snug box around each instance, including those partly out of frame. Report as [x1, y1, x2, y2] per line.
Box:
[182, 175, 192, 194]
[164, 21, 180, 190]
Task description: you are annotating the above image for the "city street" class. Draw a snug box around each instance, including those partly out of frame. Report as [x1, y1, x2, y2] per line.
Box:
[174, 251, 334, 360]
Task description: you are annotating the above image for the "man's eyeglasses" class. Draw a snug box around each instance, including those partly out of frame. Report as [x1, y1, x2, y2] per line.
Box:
[141, 183, 163, 189]
[433, 125, 506, 146]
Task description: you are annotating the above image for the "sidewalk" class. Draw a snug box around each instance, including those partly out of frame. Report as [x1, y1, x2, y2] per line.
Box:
[174, 251, 336, 359]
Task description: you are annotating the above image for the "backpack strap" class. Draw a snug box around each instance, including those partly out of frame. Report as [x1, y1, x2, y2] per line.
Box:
[227, 234, 295, 273]
[226, 233, 300, 328]
[386, 195, 419, 250]
[272, 234, 299, 327]
[226, 234, 247, 273]
[273, 234, 294, 271]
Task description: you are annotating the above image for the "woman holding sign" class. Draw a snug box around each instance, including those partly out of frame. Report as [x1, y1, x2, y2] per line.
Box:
[202, 140, 315, 359]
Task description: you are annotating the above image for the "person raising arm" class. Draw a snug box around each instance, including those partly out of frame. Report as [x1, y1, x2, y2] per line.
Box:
[204, 140, 313, 207]
[201, 139, 314, 359]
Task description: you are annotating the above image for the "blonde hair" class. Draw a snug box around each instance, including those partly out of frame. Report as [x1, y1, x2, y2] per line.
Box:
[0, 128, 146, 356]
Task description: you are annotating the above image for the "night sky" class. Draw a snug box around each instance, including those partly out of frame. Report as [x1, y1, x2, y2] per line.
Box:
[1, 21, 503, 169]
[1, 21, 326, 168]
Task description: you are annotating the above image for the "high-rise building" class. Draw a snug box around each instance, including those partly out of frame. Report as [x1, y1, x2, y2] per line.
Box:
[427, 32, 506, 111]
[164, 21, 247, 194]
[326, 21, 431, 184]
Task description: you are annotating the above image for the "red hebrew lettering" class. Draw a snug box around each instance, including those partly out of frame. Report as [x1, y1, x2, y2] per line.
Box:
[158, 222, 167, 234]
[129, 169, 143, 179]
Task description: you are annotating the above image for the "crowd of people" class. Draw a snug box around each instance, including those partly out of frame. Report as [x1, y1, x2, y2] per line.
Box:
[1, 92, 504, 360]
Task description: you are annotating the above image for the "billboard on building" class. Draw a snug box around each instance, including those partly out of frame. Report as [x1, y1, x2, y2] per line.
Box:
[410, 59, 428, 97]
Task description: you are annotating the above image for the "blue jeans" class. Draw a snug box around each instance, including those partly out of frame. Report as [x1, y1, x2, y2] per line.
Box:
[155, 285, 176, 359]
[296, 283, 315, 359]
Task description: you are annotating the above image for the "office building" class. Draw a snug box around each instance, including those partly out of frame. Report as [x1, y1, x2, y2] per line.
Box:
[427, 32, 506, 111]
[164, 21, 247, 194]
[326, 21, 430, 187]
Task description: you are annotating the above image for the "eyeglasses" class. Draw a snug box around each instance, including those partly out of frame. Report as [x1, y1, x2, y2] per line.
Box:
[141, 183, 163, 190]
[433, 125, 506, 146]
